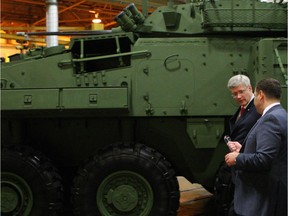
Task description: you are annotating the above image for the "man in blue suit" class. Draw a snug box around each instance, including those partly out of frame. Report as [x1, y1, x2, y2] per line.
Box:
[225, 78, 287, 216]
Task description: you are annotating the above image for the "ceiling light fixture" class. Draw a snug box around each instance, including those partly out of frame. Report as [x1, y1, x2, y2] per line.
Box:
[92, 13, 102, 23]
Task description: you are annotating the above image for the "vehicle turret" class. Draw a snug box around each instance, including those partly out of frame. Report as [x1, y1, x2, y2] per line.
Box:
[115, 0, 287, 35]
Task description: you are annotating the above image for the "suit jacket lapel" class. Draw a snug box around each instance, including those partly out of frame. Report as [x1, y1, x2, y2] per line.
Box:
[230, 99, 255, 132]
[240, 119, 260, 152]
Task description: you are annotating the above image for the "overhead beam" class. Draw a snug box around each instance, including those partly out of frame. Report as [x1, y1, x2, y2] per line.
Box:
[6, 0, 45, 6]
[32, 0, 88, 26]
[87, 0, 164, 8]
[58, 18, 112, 23]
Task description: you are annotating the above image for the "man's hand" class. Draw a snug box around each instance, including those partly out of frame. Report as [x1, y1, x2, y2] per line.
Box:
[227, 141, 242, 152]
[225, 152, 239, 167]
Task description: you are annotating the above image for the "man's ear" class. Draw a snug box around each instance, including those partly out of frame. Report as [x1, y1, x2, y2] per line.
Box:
[258, 90, 265, 100]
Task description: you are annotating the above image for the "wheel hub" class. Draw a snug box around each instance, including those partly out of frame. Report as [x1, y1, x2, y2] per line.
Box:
[1, 185, 20, 213]
[1, 172, 33, 216]
[97, 170, 153, 215]
[107, 185, 138, 211]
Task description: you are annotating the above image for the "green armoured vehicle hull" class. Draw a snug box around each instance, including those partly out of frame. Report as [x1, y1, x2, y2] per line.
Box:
[1, 0, 287, 215]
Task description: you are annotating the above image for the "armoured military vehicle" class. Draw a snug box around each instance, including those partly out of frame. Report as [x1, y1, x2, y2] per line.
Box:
[1, 0, 287, 215]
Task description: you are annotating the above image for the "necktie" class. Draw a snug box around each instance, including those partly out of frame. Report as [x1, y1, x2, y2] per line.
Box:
[240, 106, 245, 117]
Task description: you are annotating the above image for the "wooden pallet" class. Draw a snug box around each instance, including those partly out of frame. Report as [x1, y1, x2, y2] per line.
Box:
[178, 177, 213, 216]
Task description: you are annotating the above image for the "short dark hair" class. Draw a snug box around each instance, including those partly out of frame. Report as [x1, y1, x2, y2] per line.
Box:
[255, 78, 281, 99]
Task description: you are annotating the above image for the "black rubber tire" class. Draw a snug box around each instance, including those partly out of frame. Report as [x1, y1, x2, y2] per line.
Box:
[1, 145, 63, 216]
[72, 143, 180, 216]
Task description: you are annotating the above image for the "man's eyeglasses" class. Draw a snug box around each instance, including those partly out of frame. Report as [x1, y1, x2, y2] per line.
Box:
[231, 88, 247, 98]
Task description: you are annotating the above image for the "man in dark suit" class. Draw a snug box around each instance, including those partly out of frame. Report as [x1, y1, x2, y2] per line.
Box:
[225, 78, 287, 216]
[215, 75, 261, 215]
[228, 75, 261, 144]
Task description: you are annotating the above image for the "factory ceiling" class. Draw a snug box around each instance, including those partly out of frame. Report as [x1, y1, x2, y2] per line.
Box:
[1, 0, 186, 33]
